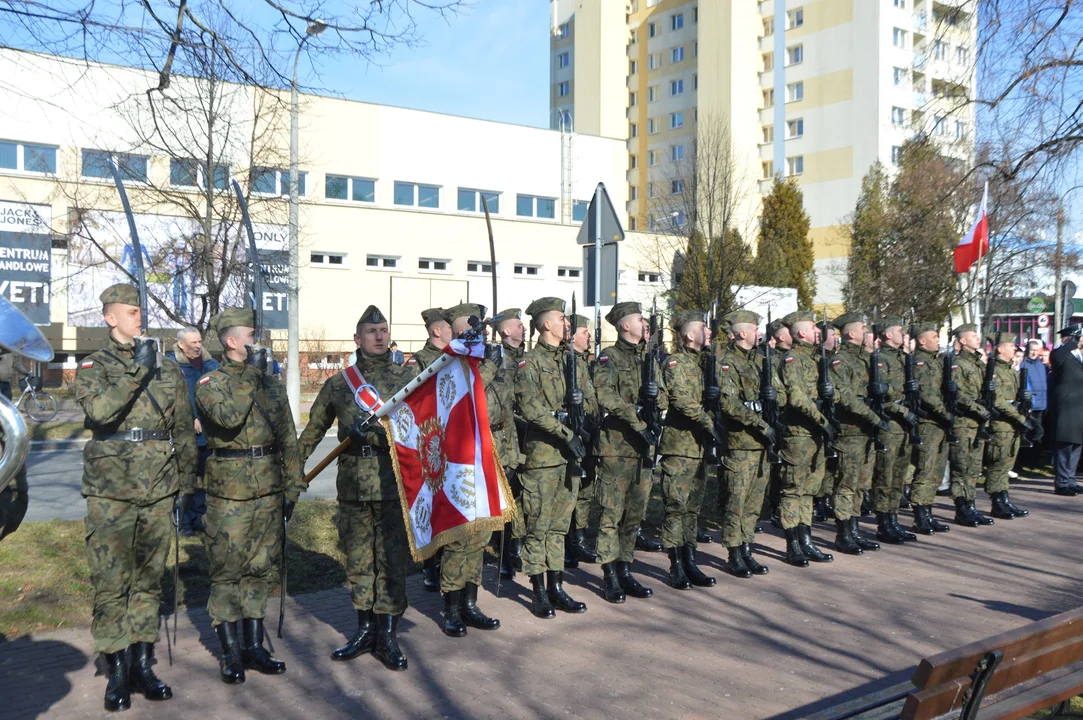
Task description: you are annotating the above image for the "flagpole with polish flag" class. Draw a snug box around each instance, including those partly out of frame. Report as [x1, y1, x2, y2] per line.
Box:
[955, 182, 990, 334]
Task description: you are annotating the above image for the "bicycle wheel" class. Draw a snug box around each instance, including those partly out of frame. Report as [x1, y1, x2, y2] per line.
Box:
[25, 392, 58, 423]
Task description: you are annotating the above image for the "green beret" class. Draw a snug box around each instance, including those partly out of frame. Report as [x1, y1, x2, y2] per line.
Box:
[987, 331, 1018, 345]
[718, 318, 733, 337]
[767, 317, 786, 336]
[421, 307, 446, 326]
[873, 316, 904, 335]
[100, 283, 139, 308]
[445, 303, 487, 323]
[912, 322, 939, 336]
[359, 305, 388, 325]
[573, 314, 591, 330]
[953, 323, 978, 338]
[831, 312, 868, 331]
[211, 308, 256, 332]
[496, 308, 521, 323]
[605, 301, 642, 327]
[782, 311, 815, 328]
[672, 309, 707, 330]
[525, 297, 566, 317]
[725, 310, 761, 327]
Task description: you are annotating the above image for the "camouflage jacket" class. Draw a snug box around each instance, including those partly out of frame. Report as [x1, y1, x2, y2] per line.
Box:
[502, 341, 525, 364]
[990, 358, 1027, 433]
[778, 341, 827, 438]
[913, 347, 952, 426]
[195, 359, 303, 502]
[718, 343, 778, 451]
[405, 340, 443, 371]
[952, 349, 987, 429]
[298, 351, 414, 502]
[483, 355, 522, 470]
[659, 345, 712, 458]
[594, 337, 669, 458]
[75, 336, 197, 504]
[874, 346, 912, 433]
[827, 342, 882, 436]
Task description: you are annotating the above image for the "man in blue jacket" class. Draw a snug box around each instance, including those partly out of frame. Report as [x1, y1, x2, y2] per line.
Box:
[1017, 340, 1049, 470]
[167, 327, 220, 534]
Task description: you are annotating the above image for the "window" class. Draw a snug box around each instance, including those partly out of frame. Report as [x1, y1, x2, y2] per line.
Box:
[763, 89, 774, 107]
[787, 118, 804, 138]
[418, 258, 450, 272]
[893, 66, 908, 86]
[516, 194, 556, 219]
[955, 121, 967, 140]
[694, 74, 698, 90]
[648, 118, 659, 134]
[671, 79, 684, 96]
[83, 150, 149, 183]
[572, 200, 590, 223]
[630, 154, 638, 169]
[762, 161, 774, 179]
[629, 28, 637, 44]
[891, 107, 906, 127]
[786, 45, 803, 66]
[893, 28, 906, 48]
[648, 22, 658, 38]
[647, 182, 656, 199]
[394, 181, 440, 208]
[786, 82, 804, 102]
[365, 254, 398, 269]
[891, 146, 903, 164]
[629, 185, 638, 200]
[763, 52, 774, 71]
[894, 0, 906, 7]
[467, 261, 493, 274]
[693, 7, 698, 23]
[648, 85, 659, 103]
[787, 8, 804, 29]
[671, 13, 683, 30]
[628, 216, 637, 231]
[648, 53, 661, 70]
[763, 125, 774, 143]
[559, 22, 569, 39]
[326, 175, 375, 203]
[0, 141, 57, 174]
[935, 40, 947, 60]
[670, 144, 685, 161]
[670, 111, 684, 129]
[786, 156, 804, 176]
[558, 81, 570, 97]
[934, 114, 945, 135]
[513, 264, 540, 276]
[250, 166, 307, 196]
[648, 214, 658, 230]
[638, 271, 661, 283]
[672, 46, 685, 63]
[169, 158, 229, 190]
[630, 59, 638, 75]
[956, 46, 969, 65]
[647, 150, 658, 166]
[763, 17, 774, 36]
[630, 122, 638, 138]
[457, 188, 499, 213]
[558, 52, 570, 69]
[629, 91, 637, 106]
[557, 267, 581, 278]
[694, 41, 698, 57]
[671, 179, 684, 194]
[311, 252, 346, 267]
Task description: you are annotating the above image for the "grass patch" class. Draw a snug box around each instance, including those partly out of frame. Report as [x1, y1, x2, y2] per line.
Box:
[29, 422, 91, 442]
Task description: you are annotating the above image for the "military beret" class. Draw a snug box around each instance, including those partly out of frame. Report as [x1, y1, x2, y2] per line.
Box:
[525, 297, 566, 317]
[912, 322, 939, 336]
[952, 323, 978, 338]
[782, 311, 816, 328]
[359, 305, 388, 325]
[211, 307, 256, 332]
[672, 309, 707, 330]
[718, 318, 733, 337]
[445, 303, 487, 323]
[873, 316, 904, 335]
[573, 314, 591, 330]
[725, 310, 761, 327]
[496, 308, 521, 323]
[420, 307, 446, 326]
[767, 317, 786, 336]
[605, 301, 642, 327]
[831, 312, 868, 331]
[986, 331, 1018, 345]
[100, 283, 139, 308]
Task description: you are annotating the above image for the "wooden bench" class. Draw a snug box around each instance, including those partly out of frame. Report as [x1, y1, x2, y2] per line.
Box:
[806, 606, 1083, 720]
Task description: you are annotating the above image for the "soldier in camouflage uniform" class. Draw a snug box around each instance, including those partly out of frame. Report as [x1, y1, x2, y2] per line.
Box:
[762, 314, 794, 527]
[909, 322, 954, 534]
[826, 313, 887, 556]
[435, 303, 504, 638]
[514, 297, 593, 617]
[982, 333, 1031, 520]
[593, 302, 668, 602]
[564, 313, 600, 568]
[194, 308, 303, 683]
[658, 309, 720, 590]
[299, 306, 414, 671]
[495, 308, 527, 579]
[813, 319, 839, 522]
[777, 312, 835, 567]
[75, 284, 197, 712]
[949, 325, 996, 527]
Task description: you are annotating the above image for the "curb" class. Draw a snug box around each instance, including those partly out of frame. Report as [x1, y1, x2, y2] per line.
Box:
[30, 439, 89, 450]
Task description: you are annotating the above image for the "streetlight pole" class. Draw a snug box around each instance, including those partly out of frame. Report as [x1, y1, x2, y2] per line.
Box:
[1055, 184, 1083, 346]
[287, 20, 326, 425]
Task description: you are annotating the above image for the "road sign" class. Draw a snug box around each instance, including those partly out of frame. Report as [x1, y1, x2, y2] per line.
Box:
[583, 242, 618, 306]
[1038, 314, 1050, 328]
[576, 183, 625, 246]
[1027, 296, 1046, 314]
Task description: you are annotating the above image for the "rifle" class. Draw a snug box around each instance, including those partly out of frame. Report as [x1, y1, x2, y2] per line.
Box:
[639, 300, 663, 468]
[563, 293, 587, 482]
[866, 335, 890, 453]
[817, 308, 840, 459]
[903, 311, 924, 447]
[760, 309, 783, 464]
[976, 331, 1000, 442]
[702, 304, 721, 466]
[941, 317, 960, 445]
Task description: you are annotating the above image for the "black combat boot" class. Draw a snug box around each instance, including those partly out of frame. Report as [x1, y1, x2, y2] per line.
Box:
[875, 511, 906, 544]
[214, 622, 246, 685]
[546, 571, 587, 613]
[798, 524, 834, 563]
[373, 614, 408, 671]
[912, 506, 935, 536]
[331, 610, 376, 661]
[1002, 491, 1029, 518]
[441, 590, 467, 637]
[925, 506, 951, 533]
[530, 574, 556, 618]
[850, 517, 881, 551]
[128, 642, 172, 701]
[103, 651, 131, 712]
[726, 546, 751, 579]
[499, 526, 517, 579]
[890, 513, 917, 542]
[460, 582, 500, 630]
[241, 619, 285, 675]
[968, 500, 995, 526]
[860, 491, 873, 517]
[601, 562, 626, 603]
[823, 495, 836, 520]
[616, 561, 653, 598]
[571, 527, 598, 563]
[422, 555, 440, 592]
[563, 532, 579, 569]
[669, 547, 693, 587]
[900, 485, 912, 509]
[813, 496, 828, 522]
[954, 497, 979, 527]
[682, 546, 716, 587]
[990, 491, 1015, 520]
[741, 543, 769, 575]
[784, 527, 809, 567]
[833, 519, 863, 555]
[696, 528, 714, 544]
[635, 529, 663, 553]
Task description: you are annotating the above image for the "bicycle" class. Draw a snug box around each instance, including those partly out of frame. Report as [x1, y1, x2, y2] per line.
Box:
[14, 376, 58, 423]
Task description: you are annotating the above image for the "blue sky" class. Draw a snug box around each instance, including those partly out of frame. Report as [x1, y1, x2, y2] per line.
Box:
[302, 2, 552, 128]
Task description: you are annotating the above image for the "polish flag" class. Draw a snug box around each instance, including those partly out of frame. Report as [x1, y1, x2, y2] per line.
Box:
[955, 183, 989, 273]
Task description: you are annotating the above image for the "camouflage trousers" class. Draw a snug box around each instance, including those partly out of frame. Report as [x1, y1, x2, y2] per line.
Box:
[520, 464, 577, 577]
[506, 467, 525, 539]
[817, 455, 837, 498]
[596, 455, 651, 564]
[659, 455, 707, 550]
[983, 430, 1020, 495]
[572, 472, 596, 531]
[832, 433, 874, 521]
[949, 427, 985, 502]
[778, 435, 826, 529]
[337, 499, 409, 615]
[205, 493, 282, 626]
[720, 449, 769, 548]
[440, 529, 488, 593]
[872, 432, 911, 513]
[85, 494, 173, 654]
[911, 424, 948, 506]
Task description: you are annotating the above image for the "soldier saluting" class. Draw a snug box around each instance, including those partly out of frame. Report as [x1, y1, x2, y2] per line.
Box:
[75, 283, 197, 712]
[194, 308, 303, 683]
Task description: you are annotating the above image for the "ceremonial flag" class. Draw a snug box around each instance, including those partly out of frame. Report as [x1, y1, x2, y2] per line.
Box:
[955, 182, 989, 274]
[385, 339, 516, 561]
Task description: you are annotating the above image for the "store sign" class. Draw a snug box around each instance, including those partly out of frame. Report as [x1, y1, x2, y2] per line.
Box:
[0, 201, 52, 325]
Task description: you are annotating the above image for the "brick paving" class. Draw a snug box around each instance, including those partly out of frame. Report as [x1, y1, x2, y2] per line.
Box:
[2, 475, 1082, 720]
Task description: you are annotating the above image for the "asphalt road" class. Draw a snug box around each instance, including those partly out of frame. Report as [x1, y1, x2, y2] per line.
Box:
[24, 435, 344, 522]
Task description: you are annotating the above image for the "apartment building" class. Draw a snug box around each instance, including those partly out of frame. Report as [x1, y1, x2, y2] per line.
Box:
[550, 0, 977, 306]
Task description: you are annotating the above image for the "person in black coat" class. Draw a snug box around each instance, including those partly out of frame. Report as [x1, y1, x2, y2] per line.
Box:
[1049, 324, 1083, 495]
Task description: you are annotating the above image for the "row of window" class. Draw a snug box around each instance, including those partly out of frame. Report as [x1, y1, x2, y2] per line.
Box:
[644, 7, 698, 38]
[762, 81, 804, 108]
[317, 252, 586, 278]
[628, 42, 696, 76]
[762, 44, 803, 71]
[892, 27, 970, 64]
[761, 118, 804, 144]
[760, 157, 805, 179]
[763, 8, 804, 36]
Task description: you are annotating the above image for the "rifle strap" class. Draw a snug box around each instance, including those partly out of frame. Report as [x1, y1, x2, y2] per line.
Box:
[102, 350, 172, 434]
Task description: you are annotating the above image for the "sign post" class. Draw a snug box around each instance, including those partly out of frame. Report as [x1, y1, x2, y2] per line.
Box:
[576, 183, 625, 356]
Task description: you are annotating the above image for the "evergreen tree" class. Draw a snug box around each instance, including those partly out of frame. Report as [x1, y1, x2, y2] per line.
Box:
[844, 163, 890, 312]
[676, 231, 710, 311]
[755, 177, 815, 309]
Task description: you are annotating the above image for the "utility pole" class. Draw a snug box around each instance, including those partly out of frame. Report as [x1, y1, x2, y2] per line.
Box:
[1055, 200, 1064, 343]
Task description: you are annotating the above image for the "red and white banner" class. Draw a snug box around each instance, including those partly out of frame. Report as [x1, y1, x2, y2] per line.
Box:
[384, 339, 516, 561]
[955, 182, 989, 274]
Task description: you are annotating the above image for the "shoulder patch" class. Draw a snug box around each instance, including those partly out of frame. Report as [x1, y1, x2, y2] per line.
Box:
[720, 364, 730, 371]
[951, 365, 959, 370]
[80, 360, 94, 369]
[406, 357, 417, 365]
[517, 360, 527, 368]
[831, 359, 841, 366]
[599, 355, 609, 363]
[784, 356, 795, 364]
[198, 376, 211, 385]
[877, 362, 884, 368]
[667, 359, 678, 367]
[916, 361, 925, 367]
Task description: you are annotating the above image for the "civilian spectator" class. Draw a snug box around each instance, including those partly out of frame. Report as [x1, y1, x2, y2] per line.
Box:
[1017, 339, 1049, 470]
[1049, 324, 1083, 496]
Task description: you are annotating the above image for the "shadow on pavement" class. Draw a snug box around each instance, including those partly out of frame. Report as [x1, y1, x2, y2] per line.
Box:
[0, 633, 88, 718]
[766, 668, 916, 720]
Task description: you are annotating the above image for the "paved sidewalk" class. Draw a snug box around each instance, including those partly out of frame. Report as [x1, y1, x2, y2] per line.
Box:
[2, 476, 1081, 719]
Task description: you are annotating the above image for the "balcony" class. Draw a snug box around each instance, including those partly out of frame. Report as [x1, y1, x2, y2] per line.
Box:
[913, 90, 928, 107]
[913, 11, 928, 32]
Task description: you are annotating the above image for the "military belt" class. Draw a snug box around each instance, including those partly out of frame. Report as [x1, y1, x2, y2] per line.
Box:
[346, 444, 390, 459]
[212, 444, 278, 459]
[96, 428, 172, 442]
